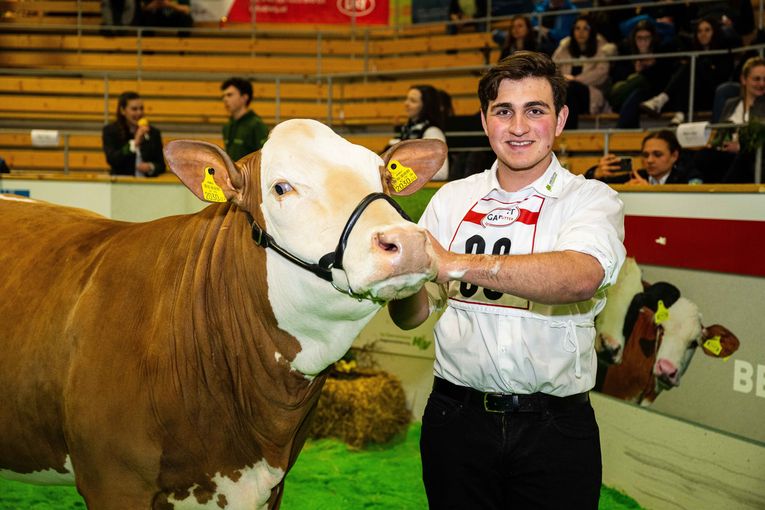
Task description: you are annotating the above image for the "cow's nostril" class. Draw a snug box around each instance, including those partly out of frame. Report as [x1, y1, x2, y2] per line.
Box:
[376, 232, 400, 253]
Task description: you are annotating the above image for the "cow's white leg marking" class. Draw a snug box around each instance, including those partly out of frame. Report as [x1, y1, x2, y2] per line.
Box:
[167, 459, 285, 510]
[0, 455, 76, 485]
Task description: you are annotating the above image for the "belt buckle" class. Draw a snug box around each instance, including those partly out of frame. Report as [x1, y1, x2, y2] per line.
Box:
[483, 393, 518, 413]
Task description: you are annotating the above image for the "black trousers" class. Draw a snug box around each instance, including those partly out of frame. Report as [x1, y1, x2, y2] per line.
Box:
[420, 380, 601, 509]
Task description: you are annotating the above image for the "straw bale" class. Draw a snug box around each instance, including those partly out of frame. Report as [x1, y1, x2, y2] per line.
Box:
[309, 369, 411, 448]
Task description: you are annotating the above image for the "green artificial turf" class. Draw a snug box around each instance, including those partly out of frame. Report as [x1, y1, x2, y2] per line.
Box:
[0, 424, 643, 509]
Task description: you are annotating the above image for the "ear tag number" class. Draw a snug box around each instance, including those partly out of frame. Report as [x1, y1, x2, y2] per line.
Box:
[702, 335, 723, 357]
[388, 159, 418, 193]
[202, 167, 227, 202]
[654, 300, 669, 325]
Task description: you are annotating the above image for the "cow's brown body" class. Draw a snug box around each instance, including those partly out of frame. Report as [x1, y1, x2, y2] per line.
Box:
[0, 119, 447, 509]
[0, 199, 321, 507]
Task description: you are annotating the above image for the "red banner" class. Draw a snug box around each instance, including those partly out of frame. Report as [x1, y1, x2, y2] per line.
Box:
[227, 0, 389, 24]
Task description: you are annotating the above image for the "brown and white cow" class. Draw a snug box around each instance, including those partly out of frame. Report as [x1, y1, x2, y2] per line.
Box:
[0, 119, 446, 509]
[594, 258, 740, 405]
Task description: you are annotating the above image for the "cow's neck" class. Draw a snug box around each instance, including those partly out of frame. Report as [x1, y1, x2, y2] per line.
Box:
[168, 205, 326, 444]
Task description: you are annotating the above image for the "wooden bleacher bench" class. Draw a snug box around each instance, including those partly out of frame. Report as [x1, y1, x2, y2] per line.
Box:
[0, 0, 100, 25]
[0, 74, 483, 127]
[0, 130, 395, 174]
[0, 128, 646, 176]
[0, 31, 497, 75]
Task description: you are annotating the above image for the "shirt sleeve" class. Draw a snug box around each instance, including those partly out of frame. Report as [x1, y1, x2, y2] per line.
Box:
[553, 180, 626, 290]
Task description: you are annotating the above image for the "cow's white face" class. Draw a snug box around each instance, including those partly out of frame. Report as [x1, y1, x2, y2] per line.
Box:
[260, 119, 435, 303]
[653, 297, 703, 387]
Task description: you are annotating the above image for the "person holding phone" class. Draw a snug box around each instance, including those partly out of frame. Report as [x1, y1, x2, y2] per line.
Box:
[584, 130, 702, 185]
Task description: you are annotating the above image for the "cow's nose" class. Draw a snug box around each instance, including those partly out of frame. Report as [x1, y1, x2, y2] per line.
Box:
[655, 358, 679, 384]
[374, 227, 431, 274]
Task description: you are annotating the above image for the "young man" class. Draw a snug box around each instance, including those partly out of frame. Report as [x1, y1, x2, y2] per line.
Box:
[389, 51, 626, 509]
[220, 77, 268, 161]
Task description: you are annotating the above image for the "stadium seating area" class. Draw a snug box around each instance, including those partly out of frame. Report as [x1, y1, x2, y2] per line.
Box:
[0, 0, 760, 176]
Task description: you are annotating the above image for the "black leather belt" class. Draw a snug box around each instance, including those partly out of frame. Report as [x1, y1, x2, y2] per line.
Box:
[433, 377, 589, 413]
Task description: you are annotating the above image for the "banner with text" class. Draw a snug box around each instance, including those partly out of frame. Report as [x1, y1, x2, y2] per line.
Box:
[222, 0, 389, 24]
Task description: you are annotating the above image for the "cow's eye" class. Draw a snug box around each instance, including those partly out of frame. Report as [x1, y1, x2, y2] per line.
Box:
[273, 182, 294, 196]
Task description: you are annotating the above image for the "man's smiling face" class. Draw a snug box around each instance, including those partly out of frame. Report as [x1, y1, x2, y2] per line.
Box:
[481, 77, 567, 186]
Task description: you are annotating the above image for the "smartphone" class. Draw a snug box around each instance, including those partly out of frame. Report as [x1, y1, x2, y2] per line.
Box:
[618, 158, 632, 173]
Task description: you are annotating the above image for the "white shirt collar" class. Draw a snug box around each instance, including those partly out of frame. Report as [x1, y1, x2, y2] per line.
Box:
[487, 154, 566, 198]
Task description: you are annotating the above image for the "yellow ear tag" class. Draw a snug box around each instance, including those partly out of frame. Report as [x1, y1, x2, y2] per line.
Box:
[703, 335, 723, 357]
[201, 167, 227, 203]
[388, 159, 418, 193]
[654, 300, 670, 325]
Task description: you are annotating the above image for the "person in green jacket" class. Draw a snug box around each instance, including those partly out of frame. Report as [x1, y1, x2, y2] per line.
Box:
[221, 77, 269, 161]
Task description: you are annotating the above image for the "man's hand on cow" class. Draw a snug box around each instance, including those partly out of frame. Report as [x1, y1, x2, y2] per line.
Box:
[425, 232, 457, 284]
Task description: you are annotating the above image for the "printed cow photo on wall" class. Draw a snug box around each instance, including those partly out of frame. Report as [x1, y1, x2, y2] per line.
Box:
[592, 258, 740, 406]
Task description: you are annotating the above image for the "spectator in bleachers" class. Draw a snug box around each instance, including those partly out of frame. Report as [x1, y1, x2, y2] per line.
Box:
[495, 15, 551, 60]
[585, 130, 702, 184]
[384, 85, 449, 181]
[609, 20, 675, 128]
[694, 56, 765, 182]
[552, 15, 617, 129]
[532, 0, 577, 48]
[0, 156, 10, 173]
[220, 77, 268, 162]
[101, 0, 135, 33]
[639, 16, 736, 124]
[139, 0, 192, 29]
[102, 91, 165, 177]
[589, 0, 636, 45]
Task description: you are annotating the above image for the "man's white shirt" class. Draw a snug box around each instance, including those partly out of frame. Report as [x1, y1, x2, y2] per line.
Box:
[420, 155, 626, 396]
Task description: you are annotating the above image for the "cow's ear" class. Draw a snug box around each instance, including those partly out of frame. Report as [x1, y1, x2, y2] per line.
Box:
[380, 139, 447, 196]
[164, 140, 246, 204]
[700, 324, 740, 358]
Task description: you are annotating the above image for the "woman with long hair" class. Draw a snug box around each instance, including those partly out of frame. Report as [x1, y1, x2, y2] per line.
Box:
[102, 91, 165, 177]
[385, 84, 449, 180]
[552, 14, 617, 129]
[640, 16, 736, 123]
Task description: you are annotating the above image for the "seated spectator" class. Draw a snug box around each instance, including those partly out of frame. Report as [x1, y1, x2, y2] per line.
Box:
[0, 155, 10, 173]
[140, 0, 192, 29]
[552, 15, 617, 129]
[609, 20, 675, 128]
[533, 0, 577, 48]
[102, 91, 165, 177]
[694, 56, 765, 182]
[495, 15, 551, 60]
[101, 0, 135, 32]
[384, 85, 449, 181]
[585, 130, 702, 184]
[640, 16, 736, 124]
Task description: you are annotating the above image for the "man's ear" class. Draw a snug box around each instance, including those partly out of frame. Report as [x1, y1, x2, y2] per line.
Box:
[556, 105, 569, 136]
[480, 109, 489, 136]
[380, 139, 448, 196]
[164, 140, 246, 205]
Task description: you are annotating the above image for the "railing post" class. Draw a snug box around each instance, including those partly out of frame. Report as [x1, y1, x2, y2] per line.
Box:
[103, 75, 110, 125]
[136, 29, 143, 81]
[327, 76, 333, 127]
[688, 54, 696, 122]
[317, 31, 323, 77]
[756, 146, 762, 184]
[63, 133, 70, 175]
[274, 77, 281, 124]
[364, 29, 369, 78]
[603, 130, 610, 155]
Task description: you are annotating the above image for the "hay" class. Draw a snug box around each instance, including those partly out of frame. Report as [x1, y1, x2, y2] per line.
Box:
[309, 369, 411, 449]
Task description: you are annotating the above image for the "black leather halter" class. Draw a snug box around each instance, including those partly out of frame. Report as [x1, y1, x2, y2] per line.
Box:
[248, 192, 412, 301]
